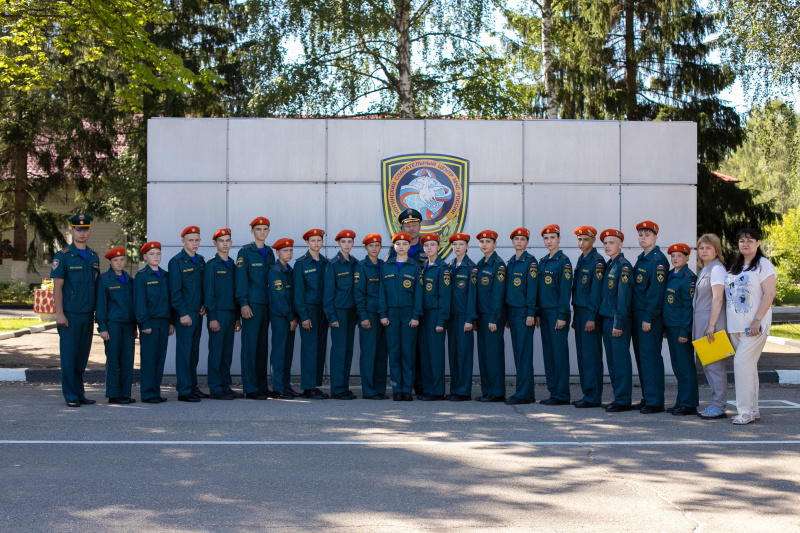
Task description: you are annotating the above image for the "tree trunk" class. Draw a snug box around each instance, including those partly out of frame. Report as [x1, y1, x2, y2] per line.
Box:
[623, 0, 638, 120]
[395, 0, 414, 119]
[11, 144, 28, 281]
[541, 0, 557, 119]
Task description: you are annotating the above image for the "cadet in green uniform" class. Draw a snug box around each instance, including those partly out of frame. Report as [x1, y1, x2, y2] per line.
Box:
[269, 238, 299, 398]
[324, 229, 359, 399]
[598, 229, 634, 412]
[295, 229, 329, 400]
[96, 246, 136, 404]
[632, 220, 670, 413]
[168, 226, 207, 403]
[52, 213, 100, 407]
[379, 232, 423, 401]
[571, 226, 606, 408]
[537, 224, 573, 405]
[418, 233, 451, 401]
[204, 228, 242, 400]
[134, 241, 174, 404]
[235, 217, 276, 400]
[663, 243, 699, 416]
[447, 233, 477, 401]
[355, 233, 388, 400]
[504, 228, 538, 405]
[475, 230, 507, 402]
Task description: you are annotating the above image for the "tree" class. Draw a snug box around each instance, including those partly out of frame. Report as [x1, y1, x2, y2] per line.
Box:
[765, 206, 800, 301]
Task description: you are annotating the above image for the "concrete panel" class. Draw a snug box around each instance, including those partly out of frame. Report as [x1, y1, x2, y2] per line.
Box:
[461, 184, 524, 240]
[328, 120, 425, 182]
[621, 122, 697, 184]
[228, 119, 326, 181]
[327, 183, 390, 242]
[425, 120, 523, 183]
[620, 185, 697, 249]
[146, 183, 228, 247]
[148, 119, 228, 182]
[227, 182, 327, 245]
[524, 120, 620, 183]
[524, 184, 621, 243]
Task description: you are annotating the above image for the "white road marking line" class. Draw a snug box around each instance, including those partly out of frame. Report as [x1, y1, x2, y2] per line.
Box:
[1, 440, 799, 446]
[728, 400, 800, 408]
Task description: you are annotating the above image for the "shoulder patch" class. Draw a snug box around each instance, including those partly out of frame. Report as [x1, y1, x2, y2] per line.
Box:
[60, 248, 70, 254]
[236, 257, 243, 267]
[137, 268, 146, 274]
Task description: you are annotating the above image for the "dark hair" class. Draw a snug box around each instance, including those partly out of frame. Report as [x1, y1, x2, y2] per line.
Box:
[728, 228, 766, 275]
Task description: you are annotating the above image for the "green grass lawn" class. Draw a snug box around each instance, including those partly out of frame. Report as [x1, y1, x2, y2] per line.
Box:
[0, 318, 42, 333]
[769, 324, 800, 342]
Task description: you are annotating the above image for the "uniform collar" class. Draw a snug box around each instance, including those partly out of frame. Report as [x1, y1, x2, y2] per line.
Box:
[359, 257, 382, 266]
[480, 251, 500, 265]
[640, 246, 662, 260]
[425, 257, 444, 268]
[334, 251, 355, 265]
[509, 250, 531, 263]
[146, 265, 161, 275]
[542, 250, 565, 262]
[179, 249, 199, 262]
[214, 253, 232, 266]
[106, 267, 129, 281]
[70, 242, 93, 257]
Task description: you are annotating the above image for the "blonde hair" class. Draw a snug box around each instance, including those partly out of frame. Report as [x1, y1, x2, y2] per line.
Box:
[696, 233, 724, 268]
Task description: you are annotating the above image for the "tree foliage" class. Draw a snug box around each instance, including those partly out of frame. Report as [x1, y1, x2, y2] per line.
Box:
[765, 206, 800, 300]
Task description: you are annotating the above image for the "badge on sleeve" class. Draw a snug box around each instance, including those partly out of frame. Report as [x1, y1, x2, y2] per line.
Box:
[564, 267, 571, 280]
[657, 272, 665, 283]
[237, 258, 243, 267]
[497, 266, 505, 282]
[596, 268, 603, 281]
[621, 271, 629, 284]
[354, 272, 361, 284]
[52, 259, 59, 269]
[274, 280, 283, 291]
[444, 272, 450, 286]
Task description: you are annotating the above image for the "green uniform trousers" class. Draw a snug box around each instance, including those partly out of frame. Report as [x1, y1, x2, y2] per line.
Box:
[270, 315, 296, 392]
[574, 307, 604, 405]
[385, 306, 418, 394]
[540, 307, 571, 402]
[139, 318, 169, 401]
[476, 313, 506, 398]
[507, 307, 535, 401]
[358, 311, 388, 397]
[240, 303, 270, 394]
[602, 318, 632, 404]
[175, 310, 202, 396]
[300, 304, 327, 390]
[103, 321, 136, 398]
[58, 311, 94, 403]
[665, 326, 699, 408]
[447, 314, 474, 397]
[207, 309, 236, 395]
[419, 309, 447, 396]
[632, 309, 665, 407]
[330, 308, 357, 395]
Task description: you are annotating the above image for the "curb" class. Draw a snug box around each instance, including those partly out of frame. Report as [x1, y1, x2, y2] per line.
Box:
[766, 335, 800, 349]
[0, 321, 57, 340]
[696, 370, 780, 385]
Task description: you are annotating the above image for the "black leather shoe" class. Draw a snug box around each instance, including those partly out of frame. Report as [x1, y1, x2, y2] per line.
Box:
[262, 390, 282, 399]
[402, 393, 414, 401]
[574, 400, 602, 408]
[245, 392, 269, 400]
[605, 403, 633, 412]
[476, 395, 505, 403]
[602, 401, 615, 409]
[279, 389, 295, 399]
[227, 391, 245, 399]
[124, 397, 136, 403]
[672, 406, 698, 416]
[541, 398, 570, 406]
[632, 400, 646, 410]
[666, 404, 679, 414]
[158, 396, 168, 402]
[285, 388, 302, 398]
[420, 394, 445, 401]
[143, 397, 161, 404]
[448, 394, 471, 402]
[178, 394, 200, 402]
[210, 391, 234, 400]
[301, 389, 328, 400]
[505, 397, 531, 405]
[108, 397, 133, 404]
[108, 397, 123, 404]
[78, 398, 96, 405]
[193, 390, 210, 399]
[640, 405, 665, 414]
[341, 390, 357, 399]
[331, 392, 357, 400]
[363, 394, 383, 399]
[393, 393, 404, 401]
[66, 400, 81, 407]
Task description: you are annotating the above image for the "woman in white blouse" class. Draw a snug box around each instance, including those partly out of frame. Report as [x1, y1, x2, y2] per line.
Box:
[724, 228, 777, 425]
[693, 234, 728, 419]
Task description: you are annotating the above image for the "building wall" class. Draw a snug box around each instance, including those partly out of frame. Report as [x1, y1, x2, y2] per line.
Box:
[148, 118, 698, 377]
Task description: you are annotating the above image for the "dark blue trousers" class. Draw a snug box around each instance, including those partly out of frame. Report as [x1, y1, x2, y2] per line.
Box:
[385, 306, 418, 393]
[358, 311, 387, 397]
[574, 307, 604, 404]
[139, 318, 169, 401]
[103, 321, 136, 398]
[175, 310, 202, 396]
[665, 327, 699, 408]
[602, 318, 632, 404]
[58, 311, 94, 402]
[330, 308, 357, 394]
[240, 303, 270, 394]
[539, 307, 571, 402]
[300, 304, 327, 390]
[419, 309, 447, 396]
[270, 315, 296, 392]
[207, 310, 236, 395]
[632, 309, 665, 407]
[476, 313, 505, 398]
[447, 314, 474, 397]
[507, 307, 535, 401]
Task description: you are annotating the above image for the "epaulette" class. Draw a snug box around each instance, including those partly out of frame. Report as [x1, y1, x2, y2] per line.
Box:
[99, 271, 111, 279]
[331, 256, 341, 264]
[60, 248, 70, 254]
[241, 243, 252, 250]
[137, 268, 146, 274]
[298, 253, 308, 262]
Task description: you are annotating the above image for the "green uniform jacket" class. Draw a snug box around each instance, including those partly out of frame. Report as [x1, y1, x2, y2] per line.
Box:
[168, 250, 205, 317]
[449, 256, 478, 321]
[599, 254, 633, 330]
[323, 251, 358, 322]
[354, 258, 383, 323]
[505, 251, 538, 318]
[633, 246, 669, 322]
[95, 269, 135, 331]
[203, 254, 238, 322]
[378, 257, 423, 319]
[537, 250, 572, 320]
[269, 262, 297, 320]
[133, 265, 171, 330]
[293, 253, 328, 322]
[235, 242, 275, 307]
[571, 248, 606, 321]
[663, 267, 697, 338]
[50, 243, 100, 313]
[475, 251, 507, 324]
[422, 257, 452, 329]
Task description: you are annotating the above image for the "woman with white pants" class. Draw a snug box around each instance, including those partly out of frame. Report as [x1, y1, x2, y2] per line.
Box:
[724, 228, 777, 425]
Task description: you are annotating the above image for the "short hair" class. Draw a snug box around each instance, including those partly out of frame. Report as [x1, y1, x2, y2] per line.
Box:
[696, 233, 724, 268]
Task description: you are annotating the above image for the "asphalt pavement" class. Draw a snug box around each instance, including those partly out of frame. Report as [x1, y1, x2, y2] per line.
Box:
[1, 382, 799, 532]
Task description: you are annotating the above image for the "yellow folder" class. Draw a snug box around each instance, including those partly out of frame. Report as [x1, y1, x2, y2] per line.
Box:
[692, 330, 735, 365]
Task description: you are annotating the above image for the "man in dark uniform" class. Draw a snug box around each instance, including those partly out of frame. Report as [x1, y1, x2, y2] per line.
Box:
[504, 227, 538, 405]
[418, 233, 451, 401]
[269, 238, 299, 398]
[475, 230, 507, 402]
[355, 233, 388, 399]
[571, 226, 606, 408]
[598, 229, 634, 412]
[235, 217, 276, 400]
[447, 233, 477, 401]
[96, 246, 136, 404]
[631, 220, 670, 414]
[294, 229, 329, 399]
[204, 228, 242, 400]
[168, 226, 207, 403]
[134, 241, 174, 404]
[52, 213, 100, 407]
[324, 229, 359, 399]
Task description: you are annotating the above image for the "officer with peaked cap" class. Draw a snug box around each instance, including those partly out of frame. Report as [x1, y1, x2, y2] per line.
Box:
[474, 230, 507, 402]
[572, 226, 607, 408]
[632, 220, 670, 414]
[235, 217, 276, 400]
[418, 233, 451, 401]
[168, 225, 207, 402]
[504, 227, 538, 405]
[134, 241, 174, 404]
[355, 233, 389, 399]
[295, 228, 329, 400]
[52, 213, 101, 407]
[96, 246, 136, 404]
[269, 238, 299, 398]
[447, 233, 478, 401]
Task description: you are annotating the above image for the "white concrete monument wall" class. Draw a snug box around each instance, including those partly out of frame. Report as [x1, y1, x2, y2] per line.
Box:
[148, 118, 697, 378]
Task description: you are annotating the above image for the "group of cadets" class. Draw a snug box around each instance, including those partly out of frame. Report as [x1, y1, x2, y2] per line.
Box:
[52, 210, 699, 415]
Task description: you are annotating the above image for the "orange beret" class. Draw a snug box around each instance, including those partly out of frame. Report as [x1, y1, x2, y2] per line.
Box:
[574, 226, 597, 238]
[303, 229, 324, 241]
[335, 229, 355, 241]
[105, 246, 126, 260]
[420, 233, 440, 244]
[668, 243, 691, 255]
[250, 217, 270, 228]
[476, 230, 498, 241]
[392, 232, 412, 243]
[510, 227, 530, 240]
[140, 241, 161, 254]
[636, 221, 659, 234]
[541, 224, 560, 236]
[362, 233, 382, 244]
[600, 229, 624, 242]
[181, 226, 200, 237]
[213, 228, 231, 240]
[449, 233, 470, 243]
[272, 238, 293, 250]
